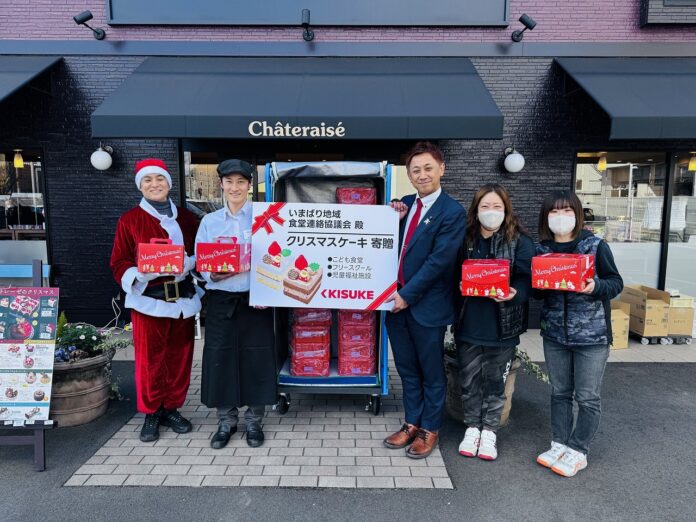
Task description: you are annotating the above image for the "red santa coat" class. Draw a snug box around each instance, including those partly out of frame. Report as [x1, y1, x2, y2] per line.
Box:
[110, 203, 201, 413]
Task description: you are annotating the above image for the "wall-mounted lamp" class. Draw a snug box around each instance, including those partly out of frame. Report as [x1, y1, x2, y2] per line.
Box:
[503, 147, 525, 173]
[90, 143, 113, 170]
[73, 11, 106, 40]
[688, 152, 696, 172]
[511, 14, 537, 43]
[301, 9, 315, 42]
[597, 154, 607, 172]
[13, 149, 24, 169]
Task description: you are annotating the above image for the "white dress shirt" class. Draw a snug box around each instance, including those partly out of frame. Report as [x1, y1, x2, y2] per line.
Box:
[195, 201, 253, 292]
[402, 187, 442, 237]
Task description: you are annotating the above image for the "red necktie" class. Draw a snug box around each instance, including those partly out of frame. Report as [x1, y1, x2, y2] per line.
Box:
[398, 198, 423, 286]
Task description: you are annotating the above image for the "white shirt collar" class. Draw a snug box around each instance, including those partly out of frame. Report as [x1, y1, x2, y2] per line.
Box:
[224, 200, 251, 220]
[416, 187, 442, 208]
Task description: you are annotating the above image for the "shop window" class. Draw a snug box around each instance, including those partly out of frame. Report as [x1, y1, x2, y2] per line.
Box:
[575, 152, 667, 287]
[665, 152, 696, 299]
[0, 149, 48, 278]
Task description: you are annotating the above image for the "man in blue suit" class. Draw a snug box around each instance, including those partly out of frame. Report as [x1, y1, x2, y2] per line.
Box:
[384, 141, 466, 459]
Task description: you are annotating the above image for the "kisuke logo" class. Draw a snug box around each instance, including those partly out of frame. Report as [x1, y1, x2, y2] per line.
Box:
[321, 289, 375, 300]
[248, 121, 346, 138]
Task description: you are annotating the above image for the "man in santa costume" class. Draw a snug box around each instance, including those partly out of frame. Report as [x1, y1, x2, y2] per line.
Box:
[111, 158, 201, 442]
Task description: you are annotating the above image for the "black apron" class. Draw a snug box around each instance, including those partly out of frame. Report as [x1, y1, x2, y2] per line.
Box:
[201, 290, 277, 408]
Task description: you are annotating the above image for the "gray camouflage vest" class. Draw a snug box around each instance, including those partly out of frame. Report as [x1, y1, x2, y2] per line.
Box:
[537, 234, 606, 346]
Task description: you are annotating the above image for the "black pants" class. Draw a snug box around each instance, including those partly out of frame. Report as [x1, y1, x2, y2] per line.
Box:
[456, 342, 515, 432]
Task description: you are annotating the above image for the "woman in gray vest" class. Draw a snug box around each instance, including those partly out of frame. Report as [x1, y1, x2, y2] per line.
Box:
[535, 190, 623, 477]
[455, 183, 534, 461]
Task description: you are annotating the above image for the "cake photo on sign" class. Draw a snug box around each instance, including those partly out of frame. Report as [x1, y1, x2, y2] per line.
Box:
[255, 241, 292, 291]
[283, 255, 323, 304]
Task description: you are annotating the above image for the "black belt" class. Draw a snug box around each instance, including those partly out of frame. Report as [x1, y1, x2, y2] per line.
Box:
[143, 278, 196, 302]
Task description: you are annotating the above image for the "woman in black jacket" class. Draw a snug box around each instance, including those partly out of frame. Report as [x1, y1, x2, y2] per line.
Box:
[535, 190, 623, 478]
[455, 183, 534, 461]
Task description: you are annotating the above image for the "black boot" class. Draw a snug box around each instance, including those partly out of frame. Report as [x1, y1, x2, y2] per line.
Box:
[210, 424, 237, 449]
[140, 412, 161, 442]
[160, 409, 193, 434]
[246, 424, 265, 448]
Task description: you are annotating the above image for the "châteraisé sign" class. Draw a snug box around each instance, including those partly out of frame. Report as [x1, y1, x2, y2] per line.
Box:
[248, 121, 346, 138]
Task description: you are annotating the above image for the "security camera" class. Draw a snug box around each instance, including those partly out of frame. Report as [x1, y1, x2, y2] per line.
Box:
[302, 9, 311, 28]
[511, 14, 537, 42]
[301, 9, 314, 42]
[73, 10, 93, 25]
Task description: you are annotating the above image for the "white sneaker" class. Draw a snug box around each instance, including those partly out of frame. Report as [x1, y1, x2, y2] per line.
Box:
[537, 441, 567, 468]
[551, 448, 587, 477]
[477, 429, 497, 460]
[458, 427, 480, 457]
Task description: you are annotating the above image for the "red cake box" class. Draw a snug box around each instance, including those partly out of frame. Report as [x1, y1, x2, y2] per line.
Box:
[196, 237, 251, 273]
[336, 187, 377, 206]
[339, 342, 375, 360]
[339, 324, 375, 344]
[461, 259, 510, 298]
[291, 343, 330, 359]
[291, 355, 330, 377]
[137, 238, 185, 274]
[338, 310, 376, 326]
[532, 253, 595, 292]
[292, 325, 331, 346]
[338, 357, 376, 376]
[293, 308, 332, 327]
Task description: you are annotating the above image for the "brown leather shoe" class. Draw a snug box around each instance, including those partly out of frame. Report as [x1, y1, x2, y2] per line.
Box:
[383, 423, 419, 449]
[406, 428, 438, 459]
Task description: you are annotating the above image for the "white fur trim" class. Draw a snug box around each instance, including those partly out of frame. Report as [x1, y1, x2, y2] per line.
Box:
[135, 165, 172, 188]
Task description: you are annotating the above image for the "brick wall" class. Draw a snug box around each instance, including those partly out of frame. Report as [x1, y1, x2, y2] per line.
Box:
[1, 0, 695, 42]
[1, 55, 695, 325]
[0, 56, 179, 324]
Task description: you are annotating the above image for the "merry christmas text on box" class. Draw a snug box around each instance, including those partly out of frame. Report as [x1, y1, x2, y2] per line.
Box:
[461, 259, 510, 298]
[532, 253, 595, 292]
[196, 237, 251, 273]
[137, 238, 184, 274]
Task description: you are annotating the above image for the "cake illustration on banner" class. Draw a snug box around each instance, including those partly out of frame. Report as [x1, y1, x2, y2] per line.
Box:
[40, 373, 51, 384]
[25, 407, 40, 419]
[283, 255, 323, 304]
[255, 241, 292, 291]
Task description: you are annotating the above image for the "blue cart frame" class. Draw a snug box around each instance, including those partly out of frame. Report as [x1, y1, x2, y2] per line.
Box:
[264, 161, 393, 415]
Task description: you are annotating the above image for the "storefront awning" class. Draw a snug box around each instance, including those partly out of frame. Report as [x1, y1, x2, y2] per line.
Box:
[0, 56, 62, 103]
[91, 57, 503, 139]
[556, 57, 696, 140]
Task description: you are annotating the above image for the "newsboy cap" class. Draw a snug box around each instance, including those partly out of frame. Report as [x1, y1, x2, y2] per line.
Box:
[217, 159, 254, 180]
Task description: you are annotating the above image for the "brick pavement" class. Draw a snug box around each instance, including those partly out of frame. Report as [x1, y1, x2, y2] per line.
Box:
[65, 354, 452, 489]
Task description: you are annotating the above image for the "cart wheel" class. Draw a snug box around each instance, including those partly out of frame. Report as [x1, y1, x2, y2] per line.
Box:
[369, 396, 381, 416]
[686, 338, 693, 345]
[660, 337, 670, 345]
[275, 394, 290, 415]
[640, 337, 650, 345]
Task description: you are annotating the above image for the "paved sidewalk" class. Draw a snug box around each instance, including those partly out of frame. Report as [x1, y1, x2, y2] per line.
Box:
[65, 353, 451, 489]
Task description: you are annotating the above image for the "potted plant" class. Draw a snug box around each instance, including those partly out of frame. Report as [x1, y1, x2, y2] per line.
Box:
[50, 315, 130, 427]
[443, 329, 548, 428]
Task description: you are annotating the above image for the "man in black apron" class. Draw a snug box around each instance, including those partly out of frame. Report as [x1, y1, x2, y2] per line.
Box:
[196, 159, 277, 448]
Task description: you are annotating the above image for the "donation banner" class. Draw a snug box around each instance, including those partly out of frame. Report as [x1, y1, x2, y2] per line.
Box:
[0, 288, 59, 423]
[250, 202, 399, 310]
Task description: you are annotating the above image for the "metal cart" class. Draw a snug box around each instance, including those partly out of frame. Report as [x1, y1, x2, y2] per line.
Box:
[265, 161, 393, 416]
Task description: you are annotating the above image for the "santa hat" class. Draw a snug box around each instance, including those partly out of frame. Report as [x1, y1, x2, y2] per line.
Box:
[135, 158, 172, 189]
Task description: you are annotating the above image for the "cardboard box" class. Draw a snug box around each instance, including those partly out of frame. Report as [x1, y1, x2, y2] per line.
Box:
[196, 237, 251, 273]
[621, 285, 670, 337]
[532, 254, 595, 292]
[137, 238, 185, 274]
[669, 307, 695, 337]
[670, 295, 694, 308]
[461, 259, 510, 298]
[610, 301, 630, 350]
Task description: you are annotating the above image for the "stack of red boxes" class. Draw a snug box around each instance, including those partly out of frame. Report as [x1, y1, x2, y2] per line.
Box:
[336, 187, 377, 206]
[290, 309, 332, 377]
[338, 310, 377, 376]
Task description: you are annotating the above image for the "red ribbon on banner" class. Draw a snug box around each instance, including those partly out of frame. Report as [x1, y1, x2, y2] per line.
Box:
[252, 202, 286, 235]
[365, 282, 398, 311]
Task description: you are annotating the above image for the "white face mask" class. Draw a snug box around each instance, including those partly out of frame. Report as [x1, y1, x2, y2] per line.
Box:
[548, 214, 576, 236]
[478, 210, 505, 231]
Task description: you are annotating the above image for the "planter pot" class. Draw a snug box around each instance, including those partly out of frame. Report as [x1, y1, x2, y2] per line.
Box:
[50, 349, 114, 427]
[444, 353, 522, 428]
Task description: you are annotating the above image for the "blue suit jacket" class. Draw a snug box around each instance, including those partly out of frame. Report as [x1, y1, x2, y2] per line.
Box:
[397, 191, 466, 327]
